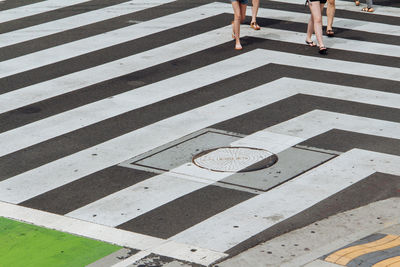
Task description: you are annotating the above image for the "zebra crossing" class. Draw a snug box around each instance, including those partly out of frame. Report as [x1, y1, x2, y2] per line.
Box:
[1, 0, 399, 266]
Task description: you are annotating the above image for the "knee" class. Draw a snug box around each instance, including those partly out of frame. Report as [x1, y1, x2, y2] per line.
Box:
[234, 14, 242, 22]
[328, 0, 335, 7]
[313, 16, 322, 24]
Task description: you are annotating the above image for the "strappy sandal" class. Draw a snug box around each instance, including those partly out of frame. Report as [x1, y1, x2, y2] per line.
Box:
[318, 46, 328, 55]
[250, 21, 261, 30]
[354, 0, 360, 6]
[326, 29, 334, 37]
[361, 7, 374, 12]
[305, 40, 317, 47]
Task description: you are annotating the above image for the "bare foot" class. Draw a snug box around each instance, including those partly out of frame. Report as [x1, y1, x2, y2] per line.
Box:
[235, 42, 242, 50]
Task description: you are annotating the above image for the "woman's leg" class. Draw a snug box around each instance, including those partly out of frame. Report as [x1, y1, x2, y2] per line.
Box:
[309, 1, 325, 48]
[326, 0, 335, 35]
[306, 15, 314, 43]
[240, 2, 247, 23]
[231, 1, 242, 49]
[251, 0, 259, 25]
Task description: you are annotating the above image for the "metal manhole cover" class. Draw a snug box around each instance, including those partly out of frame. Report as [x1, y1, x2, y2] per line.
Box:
[193, 147, 278, 172]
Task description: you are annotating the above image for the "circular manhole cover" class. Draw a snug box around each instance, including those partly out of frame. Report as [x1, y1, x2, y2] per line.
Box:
[193, 146, 278, 172]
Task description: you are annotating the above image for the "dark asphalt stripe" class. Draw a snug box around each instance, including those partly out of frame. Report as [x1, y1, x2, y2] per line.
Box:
[1, 78, 400, 181]
[299, 129, 400, 156]
[3, 13, 399, 92]
[0, 0, 44, 11]
[224, 172, 400, 255]
[258, 1, 400, 26]
[116, 185, 256, 239]
[20, 166, 154, 215]
[0, 13, 232, 92]
[0, 0, 207, 61]
[1, 35, 399, 134]
[0, 0, 137, 34]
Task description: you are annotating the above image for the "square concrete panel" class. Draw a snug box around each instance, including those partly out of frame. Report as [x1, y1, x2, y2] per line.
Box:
[120, 129, 336, 191]
[219, 147, 335, 191]
[119, 129, 244, 172]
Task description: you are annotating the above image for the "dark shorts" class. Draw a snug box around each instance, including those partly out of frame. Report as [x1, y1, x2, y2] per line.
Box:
[309, 0, 327, 3]
[231, 0, 249, 5]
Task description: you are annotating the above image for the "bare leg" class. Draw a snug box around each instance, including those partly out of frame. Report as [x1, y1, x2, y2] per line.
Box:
[240, 3, 247, 23]
[306, 16, 314, 43]
[251, 0, 259, 24]
[308, 1, 325, 48]
[326, 0, 335, 34]
[231, 1, 242, 49]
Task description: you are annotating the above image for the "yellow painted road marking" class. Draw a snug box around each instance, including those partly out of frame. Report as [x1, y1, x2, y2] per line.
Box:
[325, 235, 400, 265]
[372, 256, 400, 267]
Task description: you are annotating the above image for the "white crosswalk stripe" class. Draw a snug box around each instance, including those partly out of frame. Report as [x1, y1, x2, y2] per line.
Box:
[0, 0, 175, 48]
[0, 0, 92, 23]
[0, 0, 399, 265]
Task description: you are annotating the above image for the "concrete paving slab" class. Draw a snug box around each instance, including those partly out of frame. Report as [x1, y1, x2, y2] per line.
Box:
[87, 248, 138, 267]
[303, 259, 341, 267]
[379, 225, 400, 236]
[215, 198, 400, 267]
[221, 146, 335, 191]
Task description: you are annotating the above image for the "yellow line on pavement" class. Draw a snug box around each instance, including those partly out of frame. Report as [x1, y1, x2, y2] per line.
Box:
[324, 235, 400, 265]
[372, 256, 400, 267]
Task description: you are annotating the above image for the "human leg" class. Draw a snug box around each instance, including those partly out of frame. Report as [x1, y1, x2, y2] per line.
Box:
[239, 1, 247, 23]
[308, 1, 327, 53]
[231, 0, 243, 50]
[326, 0, 335, 37]
[306, 16, 315, 45]
[250, 0, 260, 30]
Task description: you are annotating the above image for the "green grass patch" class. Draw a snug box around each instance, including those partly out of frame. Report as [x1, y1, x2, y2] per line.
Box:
[0, 217, 121, 267]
